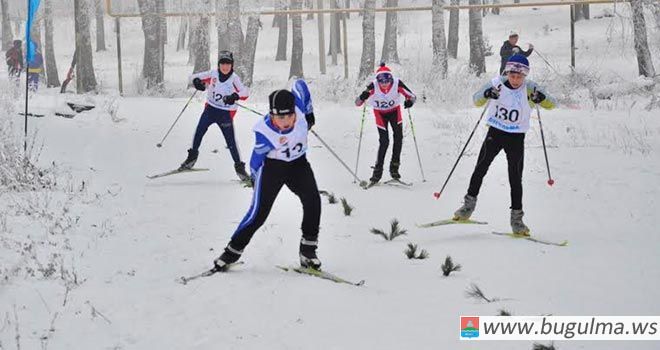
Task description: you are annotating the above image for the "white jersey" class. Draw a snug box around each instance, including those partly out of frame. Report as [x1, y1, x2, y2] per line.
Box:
[253, 106, 309, 162]
[370, 77, 402, 111]
[190, 70, 249, 111]
[485, 77, 533, 133]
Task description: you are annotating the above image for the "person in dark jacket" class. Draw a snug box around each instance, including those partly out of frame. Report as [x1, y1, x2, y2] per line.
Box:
[499, 33, 534, 75]
[5, 40, 23, 79]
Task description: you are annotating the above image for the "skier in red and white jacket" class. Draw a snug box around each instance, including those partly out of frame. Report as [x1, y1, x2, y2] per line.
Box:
[355, 63, 416, 185]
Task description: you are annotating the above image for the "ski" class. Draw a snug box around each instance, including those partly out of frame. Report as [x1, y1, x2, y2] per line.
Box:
[177, 262, 244, 285]
[416, 218, 488, 228]
[492, 231, 568, 247]
[366, 178, 413, 189]
[147, 167, 210, 179]
[276, 265, 365, 287]
[383, 178, 413, 186]
[18, 112, 45, 118]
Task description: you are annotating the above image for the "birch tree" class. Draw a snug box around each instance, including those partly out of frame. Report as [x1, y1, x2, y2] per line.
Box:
[357, 0, 375, 81]
[468, 0, 485, 76]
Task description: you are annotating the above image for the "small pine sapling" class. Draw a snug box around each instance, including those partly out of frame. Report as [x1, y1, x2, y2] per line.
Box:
[340, 197, 353, 216]
[465, 283, 499, 303]
[532, 342, 556, 350]
[404, 243, 430, 260]
[441, 255, 462, 276]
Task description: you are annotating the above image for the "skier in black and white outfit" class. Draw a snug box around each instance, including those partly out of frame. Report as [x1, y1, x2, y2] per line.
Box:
[453, 54, 556, 235]
[213, 79, 322, 270]
[180, 51, 250, 182]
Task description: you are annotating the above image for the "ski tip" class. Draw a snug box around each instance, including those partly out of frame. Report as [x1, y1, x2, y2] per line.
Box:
[355, 279, 366, 287]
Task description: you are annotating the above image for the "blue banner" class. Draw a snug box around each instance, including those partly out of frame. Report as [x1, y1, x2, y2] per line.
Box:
[25, 0, 41, 65]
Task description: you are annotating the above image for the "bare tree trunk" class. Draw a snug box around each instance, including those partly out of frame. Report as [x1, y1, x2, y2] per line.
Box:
[305, 0, 314, 20]
[482, 0, 488, 17]
[328, 0, 341, 64]
[74, 0, 97, 93]
[648, 0, 660, 29]
[468, 0, 485, 76]
[357, 0, 375, 81]
[289, 0, 304, 78]
[158, 0, 167, 44]
[1, 0, 11, 51]
[275, 0, 288, 61]
[631, 0, 655, 77]
[380, 0, 399, 64]
[137, 0, 163, 89]
[176, 18, 187, 51]
[574, 4, 584, 21]
[188, 17, 196, 64]
[226, 0, 245, 76]
[432, 0, 448, 78]
[582, 4, 589, 19]
[216, 0, 229, 54]
[44, 0, 59, 87]
[192, 14, 210, 73]
[447, 0, 459, 59]
[492, 0, 500, 15]
[95, 0, 106, 51]
[344, 0, 350, 18]
[242, 15, 261, 86]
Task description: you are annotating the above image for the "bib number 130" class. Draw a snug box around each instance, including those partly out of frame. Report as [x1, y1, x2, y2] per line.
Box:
[494, 106, 520, 123]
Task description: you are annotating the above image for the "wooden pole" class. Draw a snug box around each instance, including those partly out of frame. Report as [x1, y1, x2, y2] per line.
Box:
[105, 0, 630, 18]
[570, 4, 575, 68]
[115, 17, 123, 95]
[317, 0, 326, 74]
[341, 10, 348, 79]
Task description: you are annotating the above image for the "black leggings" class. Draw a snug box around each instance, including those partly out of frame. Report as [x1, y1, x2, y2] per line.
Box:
[228, 156, 321, 252]
[467, 127, 525, 210]
[374, 110, 403, 168]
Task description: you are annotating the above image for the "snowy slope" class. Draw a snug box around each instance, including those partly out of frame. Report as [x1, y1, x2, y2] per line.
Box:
[1, 2, 660, 350]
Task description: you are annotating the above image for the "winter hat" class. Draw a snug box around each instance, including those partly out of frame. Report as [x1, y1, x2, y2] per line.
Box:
[375, 62, 393, 83]
[218, 50, 234, 65]
[505, 54, 530, 76]
[269, 89, 296, 115]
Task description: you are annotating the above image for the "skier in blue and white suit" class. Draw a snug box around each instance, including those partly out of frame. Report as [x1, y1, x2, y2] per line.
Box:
[213, 80, 322, 270]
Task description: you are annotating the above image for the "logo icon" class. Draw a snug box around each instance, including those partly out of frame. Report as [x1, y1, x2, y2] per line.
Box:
[279, 136, 288, 145]
[460, 316, 479, 339]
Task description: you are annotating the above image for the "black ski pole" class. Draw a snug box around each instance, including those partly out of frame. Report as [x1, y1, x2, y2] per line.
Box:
[353, 106, 366, 183]
[407, 109, 426, 182]
[156, 90, 197, 148]
[433, 101, 490, 200]
[536, 103, 554, 186]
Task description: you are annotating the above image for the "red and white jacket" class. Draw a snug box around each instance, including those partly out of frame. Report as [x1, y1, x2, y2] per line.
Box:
[190, 70, 249, 111]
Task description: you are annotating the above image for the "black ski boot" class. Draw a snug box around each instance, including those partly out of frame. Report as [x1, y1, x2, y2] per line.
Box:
[213, 245, 242, 271]
[179, 149, 199, 170]
[369, 166, 383, 185]
[299, 240, 321, 270]
[390, 162, 401, 180]
[234, 161, 250, 182]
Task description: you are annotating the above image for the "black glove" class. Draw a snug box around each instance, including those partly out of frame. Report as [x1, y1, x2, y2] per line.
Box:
[358, 90, 370, 101]
[530, 90, 546, 104]
[305, 112, 315, 130]
[404, 99, 414, 109]
[484, 87, 500, 100]
[243, 175, 255, 188]
[192, 78, 206, 91]
[223, 92, 240, 105]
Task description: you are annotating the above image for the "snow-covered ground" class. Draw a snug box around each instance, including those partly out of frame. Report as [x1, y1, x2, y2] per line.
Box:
[1, 2, 659, 349]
